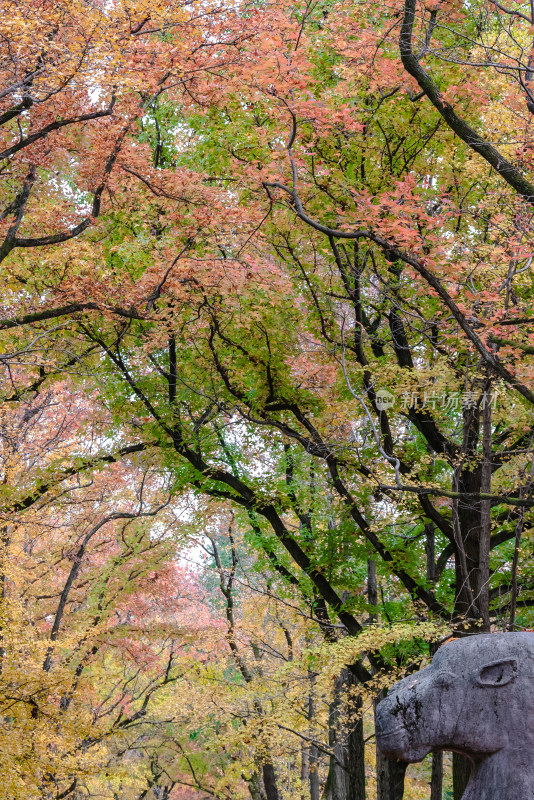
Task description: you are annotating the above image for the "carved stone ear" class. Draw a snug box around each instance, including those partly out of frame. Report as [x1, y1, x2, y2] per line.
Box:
[477, 658, 518, 687]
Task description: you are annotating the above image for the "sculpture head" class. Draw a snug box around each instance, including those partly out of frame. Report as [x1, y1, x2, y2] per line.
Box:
[375, 633, 534, 763]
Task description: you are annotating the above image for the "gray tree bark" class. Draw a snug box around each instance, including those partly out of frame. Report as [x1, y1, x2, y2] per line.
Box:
[375, 692, 406, 800]
[324, 670, 366, 800]
[346, 691, 366, 800]
[375, 748, 407, 800]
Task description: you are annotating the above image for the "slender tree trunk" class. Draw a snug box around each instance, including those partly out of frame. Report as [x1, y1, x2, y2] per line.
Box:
[367, 558, 378, 622]
[478, 386, 492, 630]
[430, 752, 443, 800]
[308, 686, 320, 800]
[509, 457, 534, 629]
[425, 523, 436, 582]
[509, 506, 524, 630]
[301, 744, 310, 800]
[452, 753, 471, 800]
[309, 743, 320, 800]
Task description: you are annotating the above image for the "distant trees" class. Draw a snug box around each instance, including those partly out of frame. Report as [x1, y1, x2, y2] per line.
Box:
[0, 381, 221, 797]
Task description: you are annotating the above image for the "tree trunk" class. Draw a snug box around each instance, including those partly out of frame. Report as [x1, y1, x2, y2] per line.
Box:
[453, 753, 471, 800]
[430, 752, 443, 800]
[452, 403, 482, 620]
[307, 678, 321, 800]
[425, 523, 436, 582]
[324, 670, 366, 800]
[346, 694, 366, 800]
[367, 558, 378, 622]
[478, 387, 492, 631]
[309, 742, 320, 800]
[325, 677, 347, 800]
[262, 763, 280, 800]
[248, 771, 263, 800]
[375, 746, 407, 800]
[453, 392, 492, 628]
[375, 692, 406, 800]
[301, 744, 310, 800]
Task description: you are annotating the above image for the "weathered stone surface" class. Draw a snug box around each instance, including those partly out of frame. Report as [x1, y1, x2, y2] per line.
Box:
[375, 633, 534, 800]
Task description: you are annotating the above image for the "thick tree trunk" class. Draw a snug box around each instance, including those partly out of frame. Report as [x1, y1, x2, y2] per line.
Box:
[375, 692, 406, 800]
[324, 670, 366, 800]
[330, 751, 347, 800]
[452, 753, 471, 800]
[375, 747, 407, 800]
[430, 752, 443, 800]
[262, 763, 280, 800]
[325, 676, 347, 800]
[453, 395, 492, 628]
[451, 403, 481, 620]
[346, 694, 366, 800]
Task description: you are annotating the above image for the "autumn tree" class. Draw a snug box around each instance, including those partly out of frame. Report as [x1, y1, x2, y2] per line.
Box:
[2, 0, 534, 798]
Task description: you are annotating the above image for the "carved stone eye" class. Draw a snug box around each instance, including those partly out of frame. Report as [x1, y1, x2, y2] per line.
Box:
[433, 671, 456, 688]
[477, 658, 518, 687]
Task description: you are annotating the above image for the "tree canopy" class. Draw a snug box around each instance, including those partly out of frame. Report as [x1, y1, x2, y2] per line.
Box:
[1, 0, 534, 797]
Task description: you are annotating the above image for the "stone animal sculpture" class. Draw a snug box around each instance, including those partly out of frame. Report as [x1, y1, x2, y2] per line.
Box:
[375, 632, 534, 800]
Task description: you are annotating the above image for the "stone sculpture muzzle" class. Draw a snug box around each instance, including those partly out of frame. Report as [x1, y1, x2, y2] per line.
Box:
[375, 632, 534, 800]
